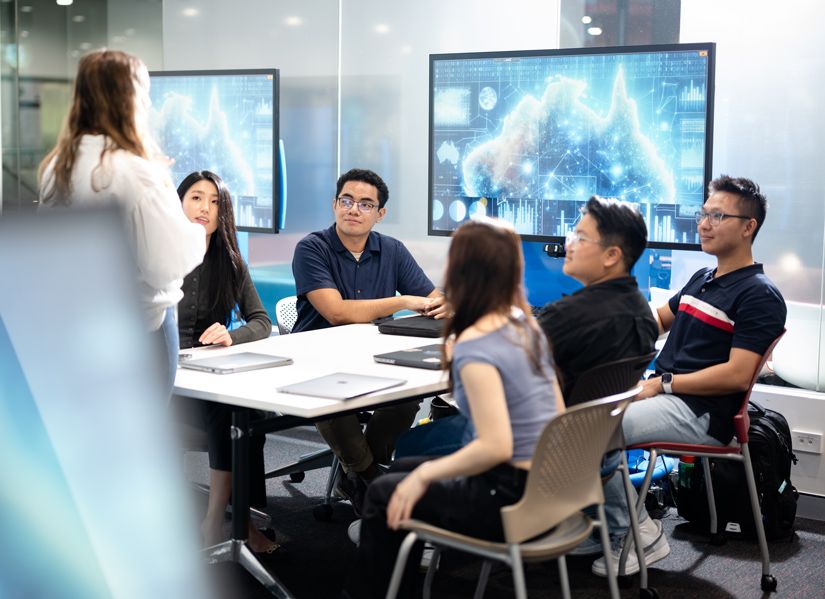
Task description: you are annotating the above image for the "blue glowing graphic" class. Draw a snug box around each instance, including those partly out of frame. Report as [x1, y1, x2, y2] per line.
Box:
[149, 71, 279, 232]
[430, 47, 714, 246]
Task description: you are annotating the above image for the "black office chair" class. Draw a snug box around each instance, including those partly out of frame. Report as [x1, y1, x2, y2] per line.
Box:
[564, 351, 660, 596]
[566, 352, 657, 407]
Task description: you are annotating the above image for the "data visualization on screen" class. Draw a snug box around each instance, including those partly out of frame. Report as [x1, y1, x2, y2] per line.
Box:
[149, 69, 280, 233]
[429, 44, 715, 249]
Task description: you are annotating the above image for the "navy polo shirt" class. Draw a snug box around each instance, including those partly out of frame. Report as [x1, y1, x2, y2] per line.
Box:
[655, 264, 786, 443]
[291, 224, 435, 333]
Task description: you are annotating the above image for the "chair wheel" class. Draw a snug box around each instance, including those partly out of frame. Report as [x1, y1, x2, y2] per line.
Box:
[289, 471, 305, 483]
[640, 587, 658, 599]
[618, 575, 633, 589]
[709, 532, 727, 546]
[760, 574, 777, 592]
[313, 503, 333, 521]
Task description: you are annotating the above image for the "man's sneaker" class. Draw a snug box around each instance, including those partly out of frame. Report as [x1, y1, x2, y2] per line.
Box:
[591, 517, 670, 577]
[347, 519, 361, 545]
[335, 472, 368, 517]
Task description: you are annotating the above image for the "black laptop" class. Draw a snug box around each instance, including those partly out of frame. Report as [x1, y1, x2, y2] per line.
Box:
[373, 343, 445, 370]
[377, 315, 443, 338]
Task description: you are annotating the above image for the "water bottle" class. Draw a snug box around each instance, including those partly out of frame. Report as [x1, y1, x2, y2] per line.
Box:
[678, 455, 696, 490]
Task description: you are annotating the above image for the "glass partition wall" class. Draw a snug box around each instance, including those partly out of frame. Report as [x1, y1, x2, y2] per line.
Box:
[0, 0, 163, 213]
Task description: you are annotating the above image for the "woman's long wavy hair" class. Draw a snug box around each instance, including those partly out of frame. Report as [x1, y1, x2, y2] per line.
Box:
[38, 49, 155, 205]
[177, 171, 244, 325]
[441, 218, 547, 390]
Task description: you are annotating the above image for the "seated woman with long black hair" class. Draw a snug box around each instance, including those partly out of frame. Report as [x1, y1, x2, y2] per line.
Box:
[343, 218, 565, 598]
[176, 170, 279, 555]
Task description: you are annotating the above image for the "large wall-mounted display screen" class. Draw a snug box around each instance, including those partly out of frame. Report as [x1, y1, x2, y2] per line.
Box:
[149, 69, 281, 233]
[429, 43, 715, 249]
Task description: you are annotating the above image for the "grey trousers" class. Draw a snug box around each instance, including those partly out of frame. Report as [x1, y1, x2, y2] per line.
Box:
[315, 399, 421, 473]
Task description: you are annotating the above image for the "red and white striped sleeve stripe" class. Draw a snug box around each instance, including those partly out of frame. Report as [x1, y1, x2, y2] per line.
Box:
[677, 295, 735, 333]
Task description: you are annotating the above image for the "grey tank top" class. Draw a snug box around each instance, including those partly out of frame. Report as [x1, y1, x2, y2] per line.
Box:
[452, 321, 558, 462]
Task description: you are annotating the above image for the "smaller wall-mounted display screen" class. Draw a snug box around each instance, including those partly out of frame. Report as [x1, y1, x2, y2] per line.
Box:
[149, 69, 280, 233]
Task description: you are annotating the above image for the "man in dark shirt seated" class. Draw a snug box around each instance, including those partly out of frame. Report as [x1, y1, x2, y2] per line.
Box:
[291, 168, 445, 514]
[537, 195, 658, 402]
[593, 175, 787, 578]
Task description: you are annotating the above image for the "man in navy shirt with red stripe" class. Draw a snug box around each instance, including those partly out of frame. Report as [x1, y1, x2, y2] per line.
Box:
[594, 175, 786, 578]
[292, 168, 445, 515]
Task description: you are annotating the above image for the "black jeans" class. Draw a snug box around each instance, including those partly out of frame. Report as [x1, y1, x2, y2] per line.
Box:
[344, 456, 528, 599]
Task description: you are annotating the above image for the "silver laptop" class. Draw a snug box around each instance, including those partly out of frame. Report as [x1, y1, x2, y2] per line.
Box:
[278, 372, 406, 400]
[180, 352, 293, 374]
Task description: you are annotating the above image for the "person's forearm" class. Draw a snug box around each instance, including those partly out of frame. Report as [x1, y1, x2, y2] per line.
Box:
[664, 362, 753, 396]
[229, 316, 272, 344]
[325, 296, 411, 324]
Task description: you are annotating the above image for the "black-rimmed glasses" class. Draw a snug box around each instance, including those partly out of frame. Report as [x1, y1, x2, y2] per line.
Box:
[694, 210, 753, 226]
[337, 196, 377, 213]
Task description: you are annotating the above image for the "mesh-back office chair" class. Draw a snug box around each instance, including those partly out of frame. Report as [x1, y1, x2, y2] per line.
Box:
[626, 331, 786, 594]
[566, 352, 657, 407]
[274, 295, 299, 335]
[566, 351, 659, 596]
[265, 295, 345, 520]
[386, 388, 640, 599]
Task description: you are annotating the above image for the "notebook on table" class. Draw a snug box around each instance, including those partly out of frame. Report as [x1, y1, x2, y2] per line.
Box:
[377, 315, 443, 338]
[179, 352, 293, 374]
[277, 372, 406, 400]
[373, 344, 445, 370]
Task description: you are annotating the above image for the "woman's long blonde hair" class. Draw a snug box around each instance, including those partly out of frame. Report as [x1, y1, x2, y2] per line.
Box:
[38, 49, 152, 204]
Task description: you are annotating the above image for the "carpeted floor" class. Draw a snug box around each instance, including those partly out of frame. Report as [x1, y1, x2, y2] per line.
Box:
[185, 426, 825, 599]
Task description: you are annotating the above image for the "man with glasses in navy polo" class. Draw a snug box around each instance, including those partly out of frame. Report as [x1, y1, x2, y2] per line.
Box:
[292, 168, 445, 514]
[593, 175, 787, 578]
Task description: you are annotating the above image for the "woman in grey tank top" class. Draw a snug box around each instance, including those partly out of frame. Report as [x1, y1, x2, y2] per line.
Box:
[344, 218, 564, 598]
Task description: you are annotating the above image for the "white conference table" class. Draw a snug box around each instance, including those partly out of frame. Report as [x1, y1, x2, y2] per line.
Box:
[173, 324, 449, 598]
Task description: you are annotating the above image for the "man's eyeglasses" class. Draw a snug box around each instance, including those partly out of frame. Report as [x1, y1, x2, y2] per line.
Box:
[564, 230, 602, 247]
[694, 210, 753, 226]
[337, 195, 377, 213]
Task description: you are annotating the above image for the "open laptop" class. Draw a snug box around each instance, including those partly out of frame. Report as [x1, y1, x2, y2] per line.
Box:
[180, 352, 292, 374]
[373, 343, 445, 370]
[278, 372, 406, 400]
[377, 315, 443, 338]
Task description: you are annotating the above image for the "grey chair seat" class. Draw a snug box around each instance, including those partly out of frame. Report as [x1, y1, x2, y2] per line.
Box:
[399, 512, 593, 563]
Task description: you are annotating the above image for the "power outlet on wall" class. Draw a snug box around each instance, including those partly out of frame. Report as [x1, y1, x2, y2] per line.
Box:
[791, 430, 824, 454]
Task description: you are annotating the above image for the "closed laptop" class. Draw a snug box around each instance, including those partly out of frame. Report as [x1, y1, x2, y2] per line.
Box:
[180, 352, 293, 374]
[373, 344, 445, 370]
[278, 372, 406, 400]
[377, 315, 443, 338]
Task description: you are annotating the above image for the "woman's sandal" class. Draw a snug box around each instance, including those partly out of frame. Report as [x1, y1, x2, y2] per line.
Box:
[251, 528, 288, 560]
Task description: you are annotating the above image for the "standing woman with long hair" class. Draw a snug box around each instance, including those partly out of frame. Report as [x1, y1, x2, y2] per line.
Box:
[176, 170, 280, 555]
[344, 218, 565, 598]
[38, 49, 204, 397]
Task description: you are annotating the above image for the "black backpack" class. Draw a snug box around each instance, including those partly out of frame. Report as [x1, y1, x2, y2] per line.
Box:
[676, 401, 799, 541]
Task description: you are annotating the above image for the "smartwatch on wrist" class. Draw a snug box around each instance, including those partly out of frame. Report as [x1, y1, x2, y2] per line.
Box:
[661, 372, 674, 394]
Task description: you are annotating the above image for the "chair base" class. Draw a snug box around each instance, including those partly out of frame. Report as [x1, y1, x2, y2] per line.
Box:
[204, 539, 293, 598]
[264, 447, 334, 480]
